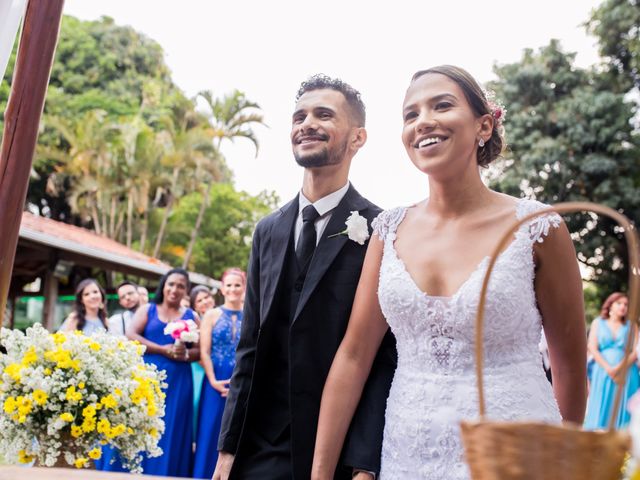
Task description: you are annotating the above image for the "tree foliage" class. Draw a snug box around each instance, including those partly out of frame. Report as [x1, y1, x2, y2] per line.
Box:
[488, 41, 640, 294]
[164, 184, 278, 278]
[587, 0, 640, 91]
[0, 15, 272, 276]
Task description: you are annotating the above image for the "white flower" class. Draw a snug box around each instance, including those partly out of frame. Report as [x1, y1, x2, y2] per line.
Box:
[164, 319, 199, 344]
[180, 331, 199, 343]
[328, 211, 370, 245]
[344, 211, 370, 245]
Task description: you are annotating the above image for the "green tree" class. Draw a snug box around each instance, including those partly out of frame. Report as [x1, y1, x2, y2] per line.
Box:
[488, 41, 640, 294]
[46, 15, 173, 116]
[40, 109, 120, 235]
[150, 102, 218, 259]
[1, 15, 182, 223]
[2, 14, 268, 273]
[587, 0, 640, 91]
[166, 184, 278, 278]
[179, 90, 267, 269]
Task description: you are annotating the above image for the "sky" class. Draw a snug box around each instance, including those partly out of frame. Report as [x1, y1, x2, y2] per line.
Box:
[64, 0, 604, 210]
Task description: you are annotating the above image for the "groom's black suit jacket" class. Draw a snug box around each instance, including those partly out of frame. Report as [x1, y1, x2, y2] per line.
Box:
[218, 184, 397, 479]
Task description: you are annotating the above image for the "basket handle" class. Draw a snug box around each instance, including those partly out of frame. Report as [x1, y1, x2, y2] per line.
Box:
[474, 201, 640, 431]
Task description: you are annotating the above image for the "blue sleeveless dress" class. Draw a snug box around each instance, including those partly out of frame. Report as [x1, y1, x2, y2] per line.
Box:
[140, 303, 195, 477]
[584, 318, 639, 429]
[193, 307, 243, 479]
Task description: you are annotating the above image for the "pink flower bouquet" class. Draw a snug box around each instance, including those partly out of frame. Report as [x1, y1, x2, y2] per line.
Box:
[163, 319, 199, 345]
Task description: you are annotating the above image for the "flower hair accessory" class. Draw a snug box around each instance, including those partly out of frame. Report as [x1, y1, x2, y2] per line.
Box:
[483, 88, 506, 129]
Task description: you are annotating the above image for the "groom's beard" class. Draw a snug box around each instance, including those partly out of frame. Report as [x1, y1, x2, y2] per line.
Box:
[294, 137, 348, 168]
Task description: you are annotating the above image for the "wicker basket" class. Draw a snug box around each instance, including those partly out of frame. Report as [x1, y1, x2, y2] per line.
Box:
[460, 201, 639, 480]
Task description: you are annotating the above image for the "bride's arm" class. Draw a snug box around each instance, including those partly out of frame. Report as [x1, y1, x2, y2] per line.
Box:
[534, 221, 587, 424]
[312, 235, 389, 480]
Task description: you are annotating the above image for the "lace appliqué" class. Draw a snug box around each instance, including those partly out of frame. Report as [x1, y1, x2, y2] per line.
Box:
[377, 199, 562, 480]
[372, 207, 407, 242]
[517, 199, 562, 244]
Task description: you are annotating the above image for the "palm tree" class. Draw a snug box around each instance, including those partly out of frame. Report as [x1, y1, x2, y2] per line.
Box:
[151, 110, 215, 259]
[43, 110, 121, 236]
[113, 115, 165, 249]
[181, 90, 266, 269]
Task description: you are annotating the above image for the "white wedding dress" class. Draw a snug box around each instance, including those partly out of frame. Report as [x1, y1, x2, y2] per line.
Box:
[373, 199, 562, 479]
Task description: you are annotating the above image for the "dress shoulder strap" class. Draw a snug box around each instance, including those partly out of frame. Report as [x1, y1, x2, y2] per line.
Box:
[516, 199, 562, 244]
[371, 207, 408, 242]
[181, 307, 196, 320]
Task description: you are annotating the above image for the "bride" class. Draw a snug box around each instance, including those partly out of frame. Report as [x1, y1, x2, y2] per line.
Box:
[311, 65, 587, 479]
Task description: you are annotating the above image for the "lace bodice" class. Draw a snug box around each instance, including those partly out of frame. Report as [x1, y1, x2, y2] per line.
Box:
[372, 199, 562, 479]
[211, 307, 242, 374]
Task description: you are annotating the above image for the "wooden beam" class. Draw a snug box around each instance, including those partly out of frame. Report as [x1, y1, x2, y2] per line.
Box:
[8, 294, 16, 329]
[42, 268, 58, 331]
[0, 0, 65, 323]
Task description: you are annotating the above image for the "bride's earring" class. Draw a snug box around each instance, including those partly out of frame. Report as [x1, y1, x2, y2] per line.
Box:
[478, 138, 485, 148]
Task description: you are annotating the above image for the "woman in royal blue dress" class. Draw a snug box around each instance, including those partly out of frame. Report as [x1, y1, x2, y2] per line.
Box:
[127, 267, 201, 477]
[584, 292, 638, 429]
[193, 268, 246, 479]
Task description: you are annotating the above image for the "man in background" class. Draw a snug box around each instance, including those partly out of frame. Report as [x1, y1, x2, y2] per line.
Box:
[108, 281, 141, 335]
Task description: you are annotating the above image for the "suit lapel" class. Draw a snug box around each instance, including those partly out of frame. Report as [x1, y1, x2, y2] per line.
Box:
[293, 185, 368, 322]
[261, 196, 298, 326]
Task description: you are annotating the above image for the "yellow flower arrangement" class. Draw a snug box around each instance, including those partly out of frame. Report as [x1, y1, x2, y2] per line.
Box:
[0, 323, 166, 472]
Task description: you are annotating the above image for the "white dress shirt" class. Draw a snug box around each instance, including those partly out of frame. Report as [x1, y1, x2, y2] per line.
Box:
[107, 309, 135, 336]
[294, 182, 350, 247]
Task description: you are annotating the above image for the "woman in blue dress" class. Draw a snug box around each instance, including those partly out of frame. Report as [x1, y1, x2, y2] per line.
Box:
[193, 268, 246, 479]
[127, 267, 201, 477]
[584, 292, 638, 429]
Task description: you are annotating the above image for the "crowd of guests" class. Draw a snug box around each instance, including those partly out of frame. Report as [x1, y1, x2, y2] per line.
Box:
[58, 267, 246, 478]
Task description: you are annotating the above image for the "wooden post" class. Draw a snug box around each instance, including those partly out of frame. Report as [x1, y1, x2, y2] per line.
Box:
[8, 294, 16, 329]
[0, 0, 65, 323]
[42, 269, 58, 331]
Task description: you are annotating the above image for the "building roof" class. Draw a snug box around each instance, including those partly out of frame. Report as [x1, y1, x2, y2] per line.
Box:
[19, 211, 218, 288]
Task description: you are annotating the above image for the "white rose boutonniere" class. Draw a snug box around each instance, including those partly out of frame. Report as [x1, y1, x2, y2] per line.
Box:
[328, 211, 370, 245]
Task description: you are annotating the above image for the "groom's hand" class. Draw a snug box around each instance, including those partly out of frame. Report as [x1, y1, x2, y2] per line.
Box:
[212, 451, 234, 480]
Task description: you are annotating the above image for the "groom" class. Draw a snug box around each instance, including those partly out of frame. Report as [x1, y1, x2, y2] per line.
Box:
[213, 75, 396, 480]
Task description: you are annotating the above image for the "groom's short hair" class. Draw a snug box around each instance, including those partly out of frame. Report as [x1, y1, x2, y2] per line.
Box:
[296, 74, 366, 127]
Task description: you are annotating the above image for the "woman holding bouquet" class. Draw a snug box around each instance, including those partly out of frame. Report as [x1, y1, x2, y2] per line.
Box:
[193, 268, 246, 479]
[127, 267, 200, 477]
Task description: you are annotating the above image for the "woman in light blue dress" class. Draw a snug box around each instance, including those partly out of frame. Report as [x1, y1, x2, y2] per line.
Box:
[127, 267, 201, 477]
[193, 268, 245, 479]
[189, 286, 215, 439]
[58, 278, 108, 334]
[584, 292, 638, 429]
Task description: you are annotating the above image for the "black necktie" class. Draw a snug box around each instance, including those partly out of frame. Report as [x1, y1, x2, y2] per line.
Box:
[296, 205, 320, 267]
